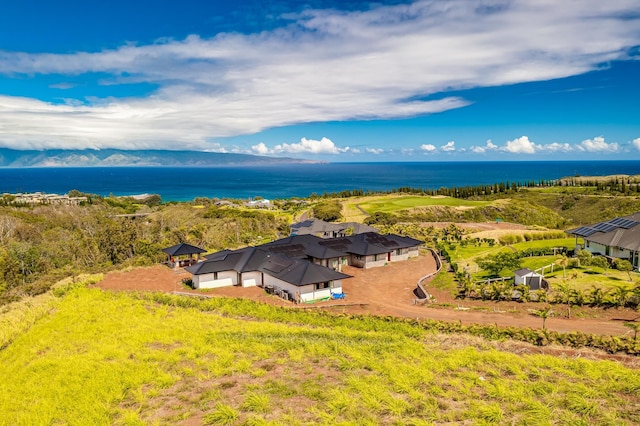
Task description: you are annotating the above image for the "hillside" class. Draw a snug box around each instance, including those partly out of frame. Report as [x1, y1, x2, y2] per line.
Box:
[1, 281, 638, 425]
[0, 148, 316, 167]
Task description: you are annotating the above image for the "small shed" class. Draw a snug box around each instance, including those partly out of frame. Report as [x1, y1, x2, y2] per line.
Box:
[514, 268, 545, 290]
[162, 243, 206, 268]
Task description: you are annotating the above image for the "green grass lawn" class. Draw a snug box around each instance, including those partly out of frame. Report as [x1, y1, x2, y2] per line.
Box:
[356, 195, 491, 214]
[449, 238, 577, 279]
[546, 267, 639, 291]
[511, 238, 575, 251]
[1, 286, 639, 425]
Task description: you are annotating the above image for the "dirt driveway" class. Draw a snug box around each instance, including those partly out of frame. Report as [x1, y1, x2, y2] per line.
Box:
[95, 254, 638, 339]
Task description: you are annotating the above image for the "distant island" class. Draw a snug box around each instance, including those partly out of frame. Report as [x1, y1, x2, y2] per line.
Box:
[0, 148, 319, 167]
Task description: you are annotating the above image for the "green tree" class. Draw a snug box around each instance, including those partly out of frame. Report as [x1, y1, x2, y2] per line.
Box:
[555, 254, 569, 278]
[609, 284, 632, 308]
[477, 252, 522, 277]
[624, 322, 640, 341]
[614, 259, 634, 281]
[576, 249, 592, 267]
[590, 255, 609, 271]
[534, 306, 553, 330]
[312, 200, 342, 222]
[588, 285, 608, 307]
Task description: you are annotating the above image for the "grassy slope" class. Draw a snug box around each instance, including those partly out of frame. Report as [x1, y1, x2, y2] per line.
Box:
[512, 189, 640, 226]
[358, 196, 491, 213]
[342, 194, 493, 222]
[1, 288, 638, 425]
[341, 188, 640, 228]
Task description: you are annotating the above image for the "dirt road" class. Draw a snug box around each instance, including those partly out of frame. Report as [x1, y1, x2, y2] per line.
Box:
[95, 255, 637, 339]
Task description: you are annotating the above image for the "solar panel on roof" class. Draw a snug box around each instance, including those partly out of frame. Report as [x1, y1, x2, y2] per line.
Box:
[617, 219, 638, 229]
[593, 222, 617, 232]
[572, 227, 598, 237]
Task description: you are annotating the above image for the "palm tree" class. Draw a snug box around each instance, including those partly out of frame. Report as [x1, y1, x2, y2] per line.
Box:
[624, 322, 640, 341]
[535, 306, 553, 330]
[588, 285, 607, 307]
[556, 254, 569, 278]
[553, 282, 571, 304]
[610, 284, 632, 308]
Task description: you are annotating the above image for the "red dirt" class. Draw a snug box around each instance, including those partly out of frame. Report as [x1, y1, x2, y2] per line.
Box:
[95, 256, 639, 340]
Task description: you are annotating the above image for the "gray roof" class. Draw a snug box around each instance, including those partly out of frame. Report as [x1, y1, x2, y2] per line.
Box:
[187, 230, 422, 287]
[162, 243, 206, 256]
[187, 246, 349, 286]
[290, 219, 378, 237]
[258, 254, 350, 286]
[514, 268, 536, 277]
[263, 232, 423, 259]
[566, 212, 640, 252]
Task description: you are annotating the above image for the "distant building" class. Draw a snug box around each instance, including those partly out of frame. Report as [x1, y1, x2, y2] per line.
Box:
[566, 212, 640, 268]
[290, 219, 378, 239]
[3, 192, 88, 205]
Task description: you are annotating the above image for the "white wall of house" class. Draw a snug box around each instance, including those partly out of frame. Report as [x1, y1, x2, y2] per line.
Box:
[585, 241, 631, 260]
[263, 275, 343, 302]
[193, 270, 238, 289]
[241, 271, 262, 287]
[364, 253, 388, 269]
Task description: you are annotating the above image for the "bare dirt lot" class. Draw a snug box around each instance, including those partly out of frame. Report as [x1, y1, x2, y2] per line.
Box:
[95, 254, 638, 339]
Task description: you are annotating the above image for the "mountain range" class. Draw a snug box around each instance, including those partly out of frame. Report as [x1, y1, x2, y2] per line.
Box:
[0, 149, 317, 167]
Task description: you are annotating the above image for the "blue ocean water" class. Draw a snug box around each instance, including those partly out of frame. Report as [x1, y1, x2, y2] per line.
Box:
[1, 161, 639, 202]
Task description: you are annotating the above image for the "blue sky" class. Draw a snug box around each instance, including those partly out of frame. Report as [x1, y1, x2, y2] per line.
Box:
[0, 0, 639, 161]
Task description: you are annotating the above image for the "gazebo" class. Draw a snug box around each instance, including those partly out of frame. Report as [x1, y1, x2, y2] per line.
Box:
[162, 243, 206, 268]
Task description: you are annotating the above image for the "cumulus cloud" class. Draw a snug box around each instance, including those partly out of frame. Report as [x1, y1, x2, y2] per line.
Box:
[254, 137, 349, 155]
[251, 142, 271, 155]
[366, 147, 384, 154]
[471, 139, 498, 153]
[633, 138, 640, 151]
[0, 1, 638, 150]
[577, 136, 619, 152]
[503, 136, 539, 154]
[440, 141, 456, 152]
[541, 142, 573, 152]
[420, 144, 436, 153]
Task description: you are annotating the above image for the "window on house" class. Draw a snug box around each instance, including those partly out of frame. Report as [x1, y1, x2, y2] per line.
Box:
[315, 282, 330, 290]
[396, 249, 402, 255]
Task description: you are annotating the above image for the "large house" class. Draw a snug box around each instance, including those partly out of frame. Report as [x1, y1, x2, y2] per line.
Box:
[566, 212, 640, 268]
[185, 230, 423, 302]
[186, 246, 350, 303]
[290, 219, 378, 239]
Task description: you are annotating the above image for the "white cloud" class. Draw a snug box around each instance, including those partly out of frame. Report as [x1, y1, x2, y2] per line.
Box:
[441, 141, 456, 152]
[420, 144, 436, 153]
[503, 136, 538, 154]
[251, 142, 271, 155]
[268, 137, 348, 155]
[471, 139, 498, 153]
[0, 1, 638, 150]
[366, 147, 384, 154]
[541, 142, 573, 152]
[633, 138, 640, 151]
[577, 136, 619, 152]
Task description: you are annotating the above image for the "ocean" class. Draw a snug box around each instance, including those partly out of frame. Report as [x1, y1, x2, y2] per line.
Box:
[1, 161, 639, 202]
